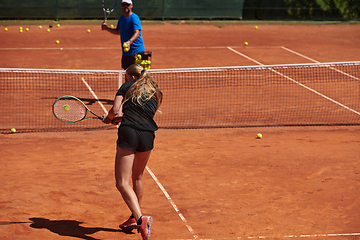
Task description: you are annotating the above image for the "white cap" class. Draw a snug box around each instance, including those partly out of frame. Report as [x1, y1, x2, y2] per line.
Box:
[122, 0, 132, 4]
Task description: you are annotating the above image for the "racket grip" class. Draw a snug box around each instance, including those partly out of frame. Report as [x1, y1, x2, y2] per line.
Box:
[112, 116, 123, 124]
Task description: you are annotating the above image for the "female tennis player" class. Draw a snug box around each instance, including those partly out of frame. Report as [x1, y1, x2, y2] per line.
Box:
[103, 64, 162, 240]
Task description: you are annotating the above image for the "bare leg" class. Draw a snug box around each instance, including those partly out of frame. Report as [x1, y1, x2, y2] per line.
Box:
[132, 151, 152, 208]
[115, 146, 151, 221]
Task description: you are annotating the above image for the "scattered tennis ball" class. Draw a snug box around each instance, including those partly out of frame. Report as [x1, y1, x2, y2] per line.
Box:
[57, 23, 60, 27]
[255, 26, 258, 29]
[63, 104, 70, 112]
[11, 128, 16, 133]
[47, 29, 50, 32]
[87, 29, 91, 33]
[19, 29, 23, 33]
[26, 28, 29, 31]
[4, 27, 8, 31]
[19, 27, 23, 30]
[257, 133, 262, 139]
[244, 42, 248, 46]
[110, 24, 114, 28]
[124, 47, 129, 52]
[39, 25, 42, 29]
[123, 43, 128, 48]
[56, 40, 60, 44]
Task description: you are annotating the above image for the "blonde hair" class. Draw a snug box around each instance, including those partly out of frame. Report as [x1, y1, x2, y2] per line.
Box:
[124, 64, 162, 111]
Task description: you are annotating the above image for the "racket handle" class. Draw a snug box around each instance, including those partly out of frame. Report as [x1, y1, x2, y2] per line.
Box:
[112, 116, 123, 124]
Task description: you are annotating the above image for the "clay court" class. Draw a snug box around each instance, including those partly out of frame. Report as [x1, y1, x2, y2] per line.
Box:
[0, 22, 360, 239]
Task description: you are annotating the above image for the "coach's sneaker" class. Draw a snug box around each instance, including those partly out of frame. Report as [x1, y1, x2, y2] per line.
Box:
[137, 216, 152, 240]
[119, 215, 137, 231]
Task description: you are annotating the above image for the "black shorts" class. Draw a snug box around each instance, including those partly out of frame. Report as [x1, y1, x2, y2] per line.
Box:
[117, 125, 155, 152]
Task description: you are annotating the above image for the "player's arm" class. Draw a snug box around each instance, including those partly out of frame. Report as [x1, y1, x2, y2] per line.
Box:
[101, 22, 120, 35]
[123, 30, 140, 48]
[103, 95, 123, 124]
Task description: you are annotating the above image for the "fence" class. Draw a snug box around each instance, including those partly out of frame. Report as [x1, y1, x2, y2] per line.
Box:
[0, 0, 244, 20]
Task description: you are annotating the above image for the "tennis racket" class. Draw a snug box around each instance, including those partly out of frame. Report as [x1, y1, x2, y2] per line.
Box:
[102, 0, 118, 22]
[53, 95, 122, 124]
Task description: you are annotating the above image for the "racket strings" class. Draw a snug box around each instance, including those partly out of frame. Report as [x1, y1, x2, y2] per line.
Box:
[102, 0, 118, 12]
[53, 99, 86, 123]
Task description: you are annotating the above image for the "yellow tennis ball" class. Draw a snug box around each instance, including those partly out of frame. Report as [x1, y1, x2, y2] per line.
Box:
[47, 29, 50, 32]
[244, 42, 248, 46]
[26, 28, 29, 31]
[19, 27, 23, 30]
[110, 24, 114, 28]
[4, 27, 8, 31]
[87, 29, 91, 33]
[124, 47, 129, 52]
[63, 104, 70, 112]
[123, 43, 128, 48]
[257, 133, 262, 139]
[39, 25, 42, 29]
[56, 40, 60, 44]
[255, 26, 258, 29]
[11, 128, 16, 133]
[57, 24, 60, 27]
[19, 29, 23, 33]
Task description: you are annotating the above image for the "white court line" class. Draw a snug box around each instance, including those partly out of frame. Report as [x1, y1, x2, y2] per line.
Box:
[282, 46, 360, 82]
[80, 77, 108, 114]
[227, 46, 360, 117]
[171, 232, 360, 240]
[227, 46, 264, 65]
[0, 46, 282, 51]
[146, 166, 198, 239]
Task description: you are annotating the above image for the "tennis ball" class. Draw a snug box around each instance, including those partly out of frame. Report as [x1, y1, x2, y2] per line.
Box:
[257, 133, 262, 139]
[19, 29, 23, 33]
[26, 28, 29, 31]
[47, 29, 50, 32]
[57, 24, 60, 27]
[63, 104, 70, 112]
[123, 43, 128, 48]
[255, 26, 258, 29]
[39, 25, 42, 29]
[4, 27, 8, 31]
[56, 40, 60, 44]
[244, 42, 248, 46]
[110, 24, 114, 28]
[11, 128, 16, 133]
[87, 29, 91, 33]
[19, 27, 23, 30]
[124, 47, 129, 52]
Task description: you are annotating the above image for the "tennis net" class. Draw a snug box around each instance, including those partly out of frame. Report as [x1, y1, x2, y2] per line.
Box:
[1, 61, 359, 133]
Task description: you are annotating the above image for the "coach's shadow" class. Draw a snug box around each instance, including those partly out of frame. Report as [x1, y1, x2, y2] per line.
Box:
[29, 217, 134, 240]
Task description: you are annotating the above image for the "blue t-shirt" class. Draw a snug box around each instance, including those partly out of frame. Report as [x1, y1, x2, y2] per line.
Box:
[117, 13, 145, 56]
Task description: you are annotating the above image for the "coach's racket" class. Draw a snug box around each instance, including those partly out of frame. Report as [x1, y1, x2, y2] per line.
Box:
[102, 0, 118, 22]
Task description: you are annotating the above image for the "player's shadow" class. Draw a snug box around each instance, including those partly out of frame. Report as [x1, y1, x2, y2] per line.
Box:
[29, 217, 134, 240]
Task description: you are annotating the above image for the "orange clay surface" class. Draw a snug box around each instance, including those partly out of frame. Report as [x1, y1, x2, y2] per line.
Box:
[0, 23, 360, 239]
